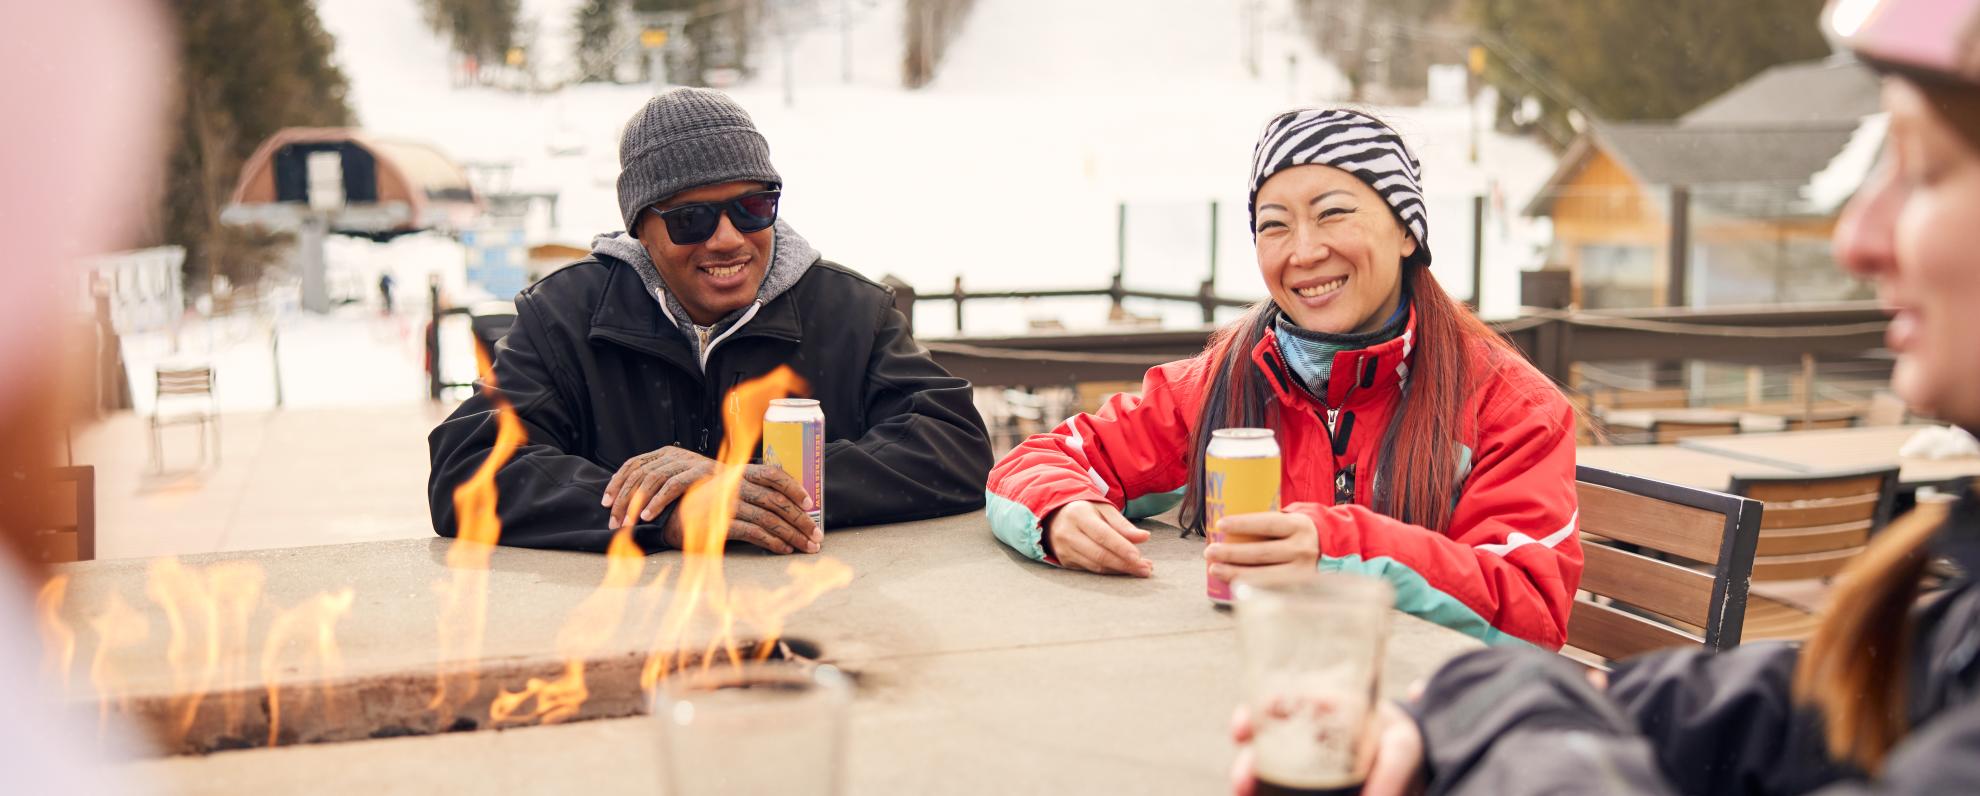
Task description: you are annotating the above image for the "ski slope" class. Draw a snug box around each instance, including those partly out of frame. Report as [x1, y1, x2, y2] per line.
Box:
[313, 0, 1557, 334]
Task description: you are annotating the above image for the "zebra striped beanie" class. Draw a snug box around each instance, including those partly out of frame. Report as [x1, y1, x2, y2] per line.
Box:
[1248, 108, 1431, 266]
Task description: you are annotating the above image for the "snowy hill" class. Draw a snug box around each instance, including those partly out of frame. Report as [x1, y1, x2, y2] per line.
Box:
[313, 0, 1558, 332]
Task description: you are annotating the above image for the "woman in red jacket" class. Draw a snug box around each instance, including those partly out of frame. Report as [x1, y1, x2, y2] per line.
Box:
[987, 109, 1582, 648]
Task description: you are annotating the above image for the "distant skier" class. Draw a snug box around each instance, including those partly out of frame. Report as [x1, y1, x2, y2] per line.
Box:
[378, 272, 396, 315]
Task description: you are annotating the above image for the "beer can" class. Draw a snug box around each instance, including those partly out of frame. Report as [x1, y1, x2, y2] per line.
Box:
[763, 398, 825, 528]
[1205, 428, 1281, 605]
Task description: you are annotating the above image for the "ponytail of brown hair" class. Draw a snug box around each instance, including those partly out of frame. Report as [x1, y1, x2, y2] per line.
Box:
[1793, 502, 1948, 773]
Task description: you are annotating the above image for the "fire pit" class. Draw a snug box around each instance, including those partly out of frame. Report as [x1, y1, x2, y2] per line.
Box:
[69, 508, 1487, 795]
[37, 366, 858, 757]
[105, 639, 824, 755]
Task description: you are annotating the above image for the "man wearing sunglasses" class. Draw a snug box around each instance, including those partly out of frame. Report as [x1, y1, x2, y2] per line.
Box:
[428, 88, 993, 555]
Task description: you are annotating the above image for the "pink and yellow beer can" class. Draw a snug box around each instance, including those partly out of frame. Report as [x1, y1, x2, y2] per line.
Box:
[1205, 428, 1281, 604]
[763, 398, 825, 528]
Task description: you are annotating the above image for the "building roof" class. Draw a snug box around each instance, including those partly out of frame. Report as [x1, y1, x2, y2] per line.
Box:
[1525, 58, 1882, 219]
[1595, 123, 1859, 186]
[1679, 58, 1882, 128]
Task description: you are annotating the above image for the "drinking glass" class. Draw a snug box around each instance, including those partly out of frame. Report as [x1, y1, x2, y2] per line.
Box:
[1233, 572, 1394, 795]
[652, 661, 852, 796]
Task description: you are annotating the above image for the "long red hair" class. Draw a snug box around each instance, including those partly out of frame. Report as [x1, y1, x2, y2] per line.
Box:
[1181, 265, 1517, 534]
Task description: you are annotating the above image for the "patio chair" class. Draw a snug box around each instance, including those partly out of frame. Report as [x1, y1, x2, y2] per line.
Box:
[150, 364, 220, 472]
[1728, 466, 1901, 640]
[1567, 466, 1763, 664]
[1567, 388, 1609, 446]
[1865, 392, 1910, 427]
[16, 466, 95, 563]
[1595, 386, 1691, 411]
[1783, 413, 1861, 431]
[1650, 418, 1742, 444]
[1074, 380, 1141, 415]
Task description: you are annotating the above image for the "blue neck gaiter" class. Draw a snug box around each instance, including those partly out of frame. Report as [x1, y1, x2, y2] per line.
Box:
[1273, 293, 1410, 396]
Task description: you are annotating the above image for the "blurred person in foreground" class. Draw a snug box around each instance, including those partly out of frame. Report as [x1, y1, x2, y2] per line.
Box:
[987, 109, 1581, 649]
[0, 0, 173, 791]
[428, 88, 992, 555]
[1231, 1, 1980, 793]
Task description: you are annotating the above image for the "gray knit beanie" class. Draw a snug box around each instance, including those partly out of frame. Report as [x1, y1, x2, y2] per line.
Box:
[616, 88, 782, 236]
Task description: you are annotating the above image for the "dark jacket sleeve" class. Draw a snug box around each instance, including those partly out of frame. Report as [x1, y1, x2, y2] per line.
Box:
[427, 293, 671, 553]
[821, 299, 992, 527]
[1412, 647, 1678, 796]
[1414, 644, 1868, 796]
[1604, 642, 1856, 796]
[1807, 701, 1980, 794]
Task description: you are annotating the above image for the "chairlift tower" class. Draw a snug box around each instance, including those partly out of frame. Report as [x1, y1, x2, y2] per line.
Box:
[220, 128, 483, 313]
[635, 11, 691, 86]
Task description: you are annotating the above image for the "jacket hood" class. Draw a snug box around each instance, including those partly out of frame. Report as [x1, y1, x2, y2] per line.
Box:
[589, 218, 819, 353]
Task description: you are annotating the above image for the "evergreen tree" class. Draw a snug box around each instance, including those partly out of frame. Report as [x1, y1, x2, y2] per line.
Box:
[575, 0, 622, 82]
[161, 0, 354, 295]
[1297, 0, 1465, 101]
[632, 0, 760, 86]
[1465, 0, 1831, 143]
[419, 0, 522, 69]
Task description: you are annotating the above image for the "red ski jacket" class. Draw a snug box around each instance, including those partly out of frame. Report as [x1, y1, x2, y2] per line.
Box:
[987, 310, 1581, 648]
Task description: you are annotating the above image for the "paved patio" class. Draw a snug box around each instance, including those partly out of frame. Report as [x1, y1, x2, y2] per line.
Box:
[73, 404, 452, 560]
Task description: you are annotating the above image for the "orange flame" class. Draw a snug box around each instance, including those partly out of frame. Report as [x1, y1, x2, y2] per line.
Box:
[259, 589, 354, 747]
[489, 528, 656, 726]
[638, 367, 852, 690]
[207, 563, 267, 738]
[140, 559, 268, 744]
[431, 342, 525, 719]
[59, 356, 851, 744]
[732, 558, 854, 661]
[36, 575, 75, 695]
[87, 593, 149, 736]
[145, 559, 219, 742]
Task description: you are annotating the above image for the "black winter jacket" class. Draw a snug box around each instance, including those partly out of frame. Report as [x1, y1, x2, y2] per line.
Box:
[427, 257, 992, 552]
[1413, 483, 1980, 795]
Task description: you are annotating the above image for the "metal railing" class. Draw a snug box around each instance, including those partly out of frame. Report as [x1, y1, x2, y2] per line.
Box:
[914, 301, 1891, 390]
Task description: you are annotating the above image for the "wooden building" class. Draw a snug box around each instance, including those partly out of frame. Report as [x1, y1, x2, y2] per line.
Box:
[1526, 59, 1882, 310]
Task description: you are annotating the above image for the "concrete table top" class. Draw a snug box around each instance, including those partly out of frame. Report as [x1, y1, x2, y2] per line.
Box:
[1678, 425, 1980, 490]
[55, 510, 1481, 794]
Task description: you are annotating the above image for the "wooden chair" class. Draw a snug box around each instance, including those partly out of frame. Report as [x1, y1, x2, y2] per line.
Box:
[150, 364, 219, 472]
[1865, 392, 1910, 427]
[1649, 419, 1742, 444]
[1568, 466, 1763, 663]
[1073, 380, 1141, 415]
[1595, 386, 1692, 411]
[1727, 466, 1900, 640]
[1782, 413, 1861, 431]
[990, 388, 1049, 454]
[16, 466, 96, 563]
[1566, 388, 1610, 446]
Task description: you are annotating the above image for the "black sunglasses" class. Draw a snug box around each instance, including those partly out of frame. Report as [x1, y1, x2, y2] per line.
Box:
[645, 189, 781, 245]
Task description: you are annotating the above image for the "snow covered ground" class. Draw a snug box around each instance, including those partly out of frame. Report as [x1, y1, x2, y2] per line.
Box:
[123, 0, 1564, 415]
[315, 0, 1557, 322]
